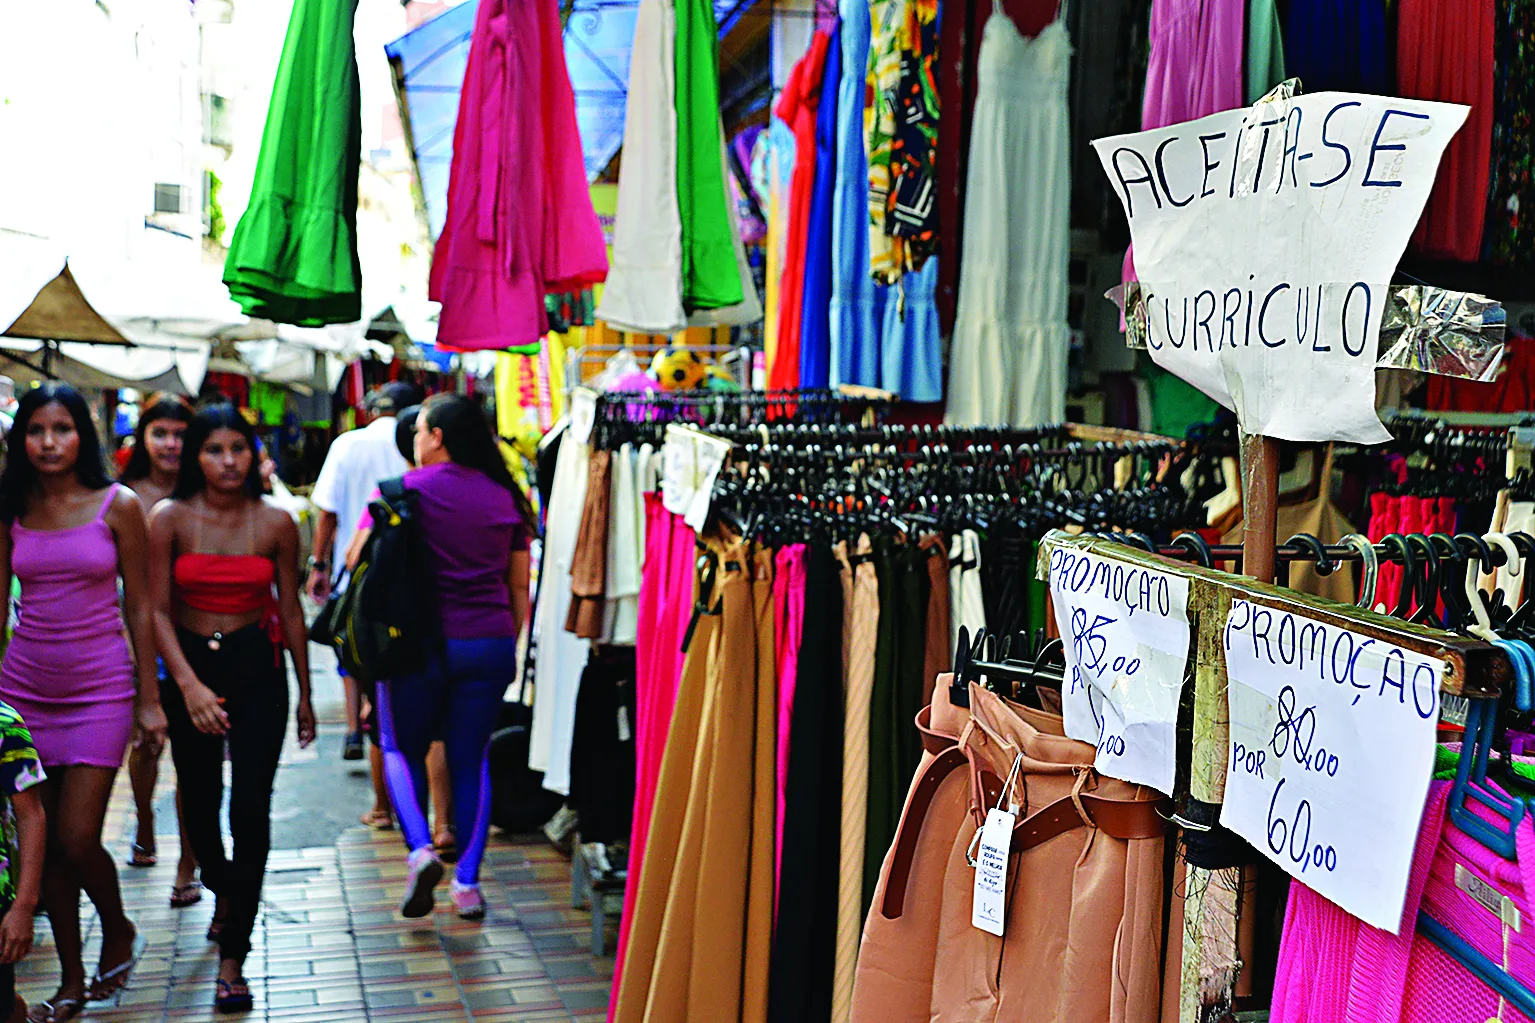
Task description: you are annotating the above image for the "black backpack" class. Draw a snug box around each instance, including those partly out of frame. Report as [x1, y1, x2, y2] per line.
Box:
[317, 477, 435, 682]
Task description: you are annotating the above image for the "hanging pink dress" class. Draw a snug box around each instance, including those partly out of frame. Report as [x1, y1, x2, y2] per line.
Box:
[430, 0, 608, 351]
[1123, 0, 1245, 288]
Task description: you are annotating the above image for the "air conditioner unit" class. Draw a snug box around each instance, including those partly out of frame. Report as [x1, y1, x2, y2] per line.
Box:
[154, 183, 185, 215]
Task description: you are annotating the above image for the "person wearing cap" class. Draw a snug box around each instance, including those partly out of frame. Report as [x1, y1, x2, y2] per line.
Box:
[306, 382, 419, 780]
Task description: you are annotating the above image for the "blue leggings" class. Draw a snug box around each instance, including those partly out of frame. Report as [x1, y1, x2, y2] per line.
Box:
[375, 636, 517, 885]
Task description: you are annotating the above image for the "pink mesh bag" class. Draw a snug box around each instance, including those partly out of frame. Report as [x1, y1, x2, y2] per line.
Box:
[1272, 780, 1535, 1022]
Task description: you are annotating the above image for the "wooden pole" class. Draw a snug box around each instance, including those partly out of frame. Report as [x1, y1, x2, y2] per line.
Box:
[1239, 434, 1282, 585]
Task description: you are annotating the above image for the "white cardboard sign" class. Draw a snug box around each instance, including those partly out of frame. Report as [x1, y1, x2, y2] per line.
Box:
[1047, 544, 1192, 795]
[1092, 92, 1467, 444]
[1221, 599, 1440, 932]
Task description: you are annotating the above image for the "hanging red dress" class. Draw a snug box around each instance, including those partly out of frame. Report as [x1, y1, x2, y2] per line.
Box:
[430, 0, 608, 351]
[769, 31, 831, 393]
[1397, 0, 1495, 262]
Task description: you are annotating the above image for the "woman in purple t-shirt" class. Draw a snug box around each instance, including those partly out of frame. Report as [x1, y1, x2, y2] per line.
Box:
[369, 395, 533, 920]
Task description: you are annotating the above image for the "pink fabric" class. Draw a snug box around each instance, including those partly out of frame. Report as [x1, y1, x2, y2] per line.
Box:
[771, 545, 807, 918]
[1274, 780, 1535, 1022]
[608, 495, 695, 1021]
[1122, 0, 1245, 297]
[429, 0, 608, 351]
[1270, 782, 1452, 1023]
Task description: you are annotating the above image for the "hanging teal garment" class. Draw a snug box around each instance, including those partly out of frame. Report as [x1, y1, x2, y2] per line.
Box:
[224, 0, 363, 326]
[1246, 0, 1287, 103]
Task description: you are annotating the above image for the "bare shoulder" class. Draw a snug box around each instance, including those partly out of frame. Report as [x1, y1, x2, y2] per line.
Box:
[258, 498, 300, 540]
[106, 485, 145, 524]
[148, 496, 189, 534]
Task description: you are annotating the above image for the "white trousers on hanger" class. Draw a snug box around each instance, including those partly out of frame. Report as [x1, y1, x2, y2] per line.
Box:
[593, 0, 686, 335]
[949, 529, 987, 651]
[528, 422, 593, 797]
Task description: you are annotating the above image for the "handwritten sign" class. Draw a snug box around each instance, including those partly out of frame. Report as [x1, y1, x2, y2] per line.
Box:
[1221, 600, 1440, 931]
[1093, 92, 1467, 443]
[1047, 545, 1192, 794]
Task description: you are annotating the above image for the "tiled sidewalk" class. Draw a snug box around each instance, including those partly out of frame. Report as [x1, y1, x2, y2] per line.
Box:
[16, 753, 612, 1022]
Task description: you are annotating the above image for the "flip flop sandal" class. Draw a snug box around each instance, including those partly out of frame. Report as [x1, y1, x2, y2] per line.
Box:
[86, 932, 148, 1006]
[214, 978, 254, 1015]
[170, 881, 204, 908]
[26, 999, 82, 1023]
[126, 843, 157, 868]
[360, 809, 394, 830]
[206, 917, 225, 943]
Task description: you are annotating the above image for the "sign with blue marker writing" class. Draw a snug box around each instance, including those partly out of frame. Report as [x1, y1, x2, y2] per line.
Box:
[1221, 599, 1441, 931]
[1047, 545, 1192, 795]
[1093, 91, 1467, 444]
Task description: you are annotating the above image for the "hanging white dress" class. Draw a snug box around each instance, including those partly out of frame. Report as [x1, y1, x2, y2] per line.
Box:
[945, 12, 1072, 427]
[593, 0, 687, 335]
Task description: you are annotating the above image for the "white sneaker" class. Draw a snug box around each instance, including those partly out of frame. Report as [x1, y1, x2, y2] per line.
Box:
[400, 847, 444, 919]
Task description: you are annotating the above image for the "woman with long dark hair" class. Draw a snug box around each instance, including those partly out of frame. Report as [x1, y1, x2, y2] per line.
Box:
[118, 394, 201, 904]
[148, 404, 315, 1013]
[0, 383, 165, 1022]
[370, 394, 531, 920]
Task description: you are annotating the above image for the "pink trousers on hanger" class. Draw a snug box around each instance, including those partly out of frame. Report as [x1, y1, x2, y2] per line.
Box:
[608, 495, 696, 1020]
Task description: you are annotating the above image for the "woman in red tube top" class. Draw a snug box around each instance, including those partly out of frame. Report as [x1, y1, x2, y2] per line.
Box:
[148, 404, 315, 1015]
[0, 383, 166, 1022]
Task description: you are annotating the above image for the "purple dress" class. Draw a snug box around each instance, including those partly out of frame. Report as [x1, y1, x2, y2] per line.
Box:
[0, 485, 135, 768]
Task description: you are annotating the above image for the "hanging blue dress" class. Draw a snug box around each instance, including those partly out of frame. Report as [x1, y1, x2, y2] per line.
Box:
[799, 25, 841, 390]
[1284, 0, 1388, 94]
[827, 0, 942, 400]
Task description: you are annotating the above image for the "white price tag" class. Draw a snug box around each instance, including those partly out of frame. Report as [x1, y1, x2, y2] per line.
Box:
[1047, 542, 1192, 795]
[616, 706, 632, 744]
[1220, 600, 1440, 932]
[971, 808, 1015, 936]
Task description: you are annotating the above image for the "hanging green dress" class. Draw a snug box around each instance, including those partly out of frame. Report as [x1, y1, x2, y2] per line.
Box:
[223, 0, 363, 327]
[675, 0, 744, 311]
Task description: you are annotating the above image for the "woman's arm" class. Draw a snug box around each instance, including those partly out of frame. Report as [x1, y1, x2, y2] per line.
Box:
[111, 489, 167, 746]
[149, 504, 228, 735]
[274, 508, 316, 747]
[0, 522, 12, 661]
[344, 526, 371, 572]
[508, 549, 531, 635]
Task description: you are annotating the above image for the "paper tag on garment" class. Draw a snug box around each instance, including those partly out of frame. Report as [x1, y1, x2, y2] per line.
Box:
[1456, 864, 1522, 931]
[616, 706, 632, 744]
[971, 808, 1015, 936]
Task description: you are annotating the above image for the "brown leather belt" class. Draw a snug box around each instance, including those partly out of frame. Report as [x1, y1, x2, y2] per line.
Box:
[881, 715, 1168, 920]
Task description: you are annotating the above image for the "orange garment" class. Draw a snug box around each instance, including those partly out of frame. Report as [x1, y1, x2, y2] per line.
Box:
[769, 31, 832, 392]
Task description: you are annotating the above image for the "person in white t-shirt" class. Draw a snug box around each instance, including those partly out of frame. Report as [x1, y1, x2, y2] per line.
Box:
[307, 382, 417, 769]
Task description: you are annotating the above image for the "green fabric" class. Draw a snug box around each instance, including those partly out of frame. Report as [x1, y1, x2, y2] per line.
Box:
[249, 381, 287, 426]
[1143, 363, 1221, 438]
[1246, 0, 1287, 104]
[1434, 744, 1535, 782]
[223, 0, 362, 327]
[0, 701, 44, 908]
[674, 0, 743, 311]
[1027, 539, 1049, 638]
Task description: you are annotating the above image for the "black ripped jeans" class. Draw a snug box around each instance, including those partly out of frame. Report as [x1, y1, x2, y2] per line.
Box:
[161, 624, 288, 964]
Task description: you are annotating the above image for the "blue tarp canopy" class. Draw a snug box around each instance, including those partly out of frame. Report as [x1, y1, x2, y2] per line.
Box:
[386, 0, 640, 239]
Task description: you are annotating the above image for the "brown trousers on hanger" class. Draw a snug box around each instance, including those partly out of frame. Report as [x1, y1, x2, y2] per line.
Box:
[612, 540, 777, 1023]
[832, 535, 881, 1023]
[566, 448, 612, 637]
[851, 678, 1169, 1023]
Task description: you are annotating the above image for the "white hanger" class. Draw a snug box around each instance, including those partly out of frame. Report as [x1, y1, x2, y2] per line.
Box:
[1338, 534, 1377, 609]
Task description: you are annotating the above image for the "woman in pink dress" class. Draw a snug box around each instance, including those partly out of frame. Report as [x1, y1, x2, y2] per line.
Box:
[0, 383, 165, 1022]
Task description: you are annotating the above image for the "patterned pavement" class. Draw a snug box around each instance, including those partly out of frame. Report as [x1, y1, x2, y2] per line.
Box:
[15, 654, 612, 1022]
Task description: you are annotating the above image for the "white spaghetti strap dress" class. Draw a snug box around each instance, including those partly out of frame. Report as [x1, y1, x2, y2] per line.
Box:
[945, 11, 1072, 427]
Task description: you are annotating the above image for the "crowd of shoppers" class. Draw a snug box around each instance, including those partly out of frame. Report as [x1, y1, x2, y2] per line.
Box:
[0, 381, 530, 1020]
